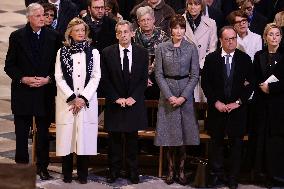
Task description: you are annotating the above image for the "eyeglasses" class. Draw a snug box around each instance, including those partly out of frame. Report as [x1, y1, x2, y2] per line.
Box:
[244, 6, 253, 11]
[223, 36, 237, 42]
[44, 13, 55, 17]
[93, 6, 105, 11]
[234, 19, 247, 25]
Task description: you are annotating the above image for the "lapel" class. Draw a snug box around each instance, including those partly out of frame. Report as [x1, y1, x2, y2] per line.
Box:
[129, 44, 138, 90]
[183, 14, 198, 45]
[113, 44, 124, 84]
[216, 49, 225, 81]
[39, 28, 48, 65]
[19, 26, 36, 68]
[259, 50, 268, 77]
[194, 17, 210, 41]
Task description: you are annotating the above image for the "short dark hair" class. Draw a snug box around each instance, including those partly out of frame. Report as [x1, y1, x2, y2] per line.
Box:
[87, 0, 105, 7]
[41, 3, 57, 19]
[227, 10, 248, 25]
[169, 14, 186, 30]
[218, 25, 237, 38]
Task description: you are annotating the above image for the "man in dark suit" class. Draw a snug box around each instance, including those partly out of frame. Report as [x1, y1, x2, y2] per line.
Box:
[238, 0, 268, 36]
[101, 20, 148, 184]
[201, 26, 254, 189]
[47, 0, 78, 35]
[83, 0, 117, 97]
[4, 3, 61, 180]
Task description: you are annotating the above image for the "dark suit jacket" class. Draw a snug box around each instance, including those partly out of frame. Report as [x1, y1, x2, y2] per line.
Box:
[201, 48, 254, 137]
[4, 24, 61, 116]
[101, 44, 148, 132]
[253, 47, 284, 136]
[56, 0, 79, 35]
[249, 11, 268, 36]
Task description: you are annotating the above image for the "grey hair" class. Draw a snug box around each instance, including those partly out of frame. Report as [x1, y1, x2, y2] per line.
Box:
[136, 6, 154, 21]
[26, 3, 44, 17]
[115, 20, 134, 32]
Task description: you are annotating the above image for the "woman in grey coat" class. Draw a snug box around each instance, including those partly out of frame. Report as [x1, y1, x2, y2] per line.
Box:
[154, 14, 200, 185]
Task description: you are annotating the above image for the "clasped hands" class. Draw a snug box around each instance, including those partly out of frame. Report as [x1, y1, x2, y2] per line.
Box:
[259, 82, 269, 94]
[115, 97, 136, 107]
[21, 76, 49, 87]
[215, 100, 240, 113]
[168, 96, 186, 107]
[69, 97, 86, 115]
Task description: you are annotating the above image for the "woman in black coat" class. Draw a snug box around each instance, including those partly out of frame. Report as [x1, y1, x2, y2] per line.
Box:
[252, 23, 284, 187]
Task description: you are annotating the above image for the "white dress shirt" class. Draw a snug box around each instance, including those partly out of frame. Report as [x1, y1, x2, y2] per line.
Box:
[221, 48, 235, 70]
[237, 29, 262, 62]
[119, 44, 133, 72]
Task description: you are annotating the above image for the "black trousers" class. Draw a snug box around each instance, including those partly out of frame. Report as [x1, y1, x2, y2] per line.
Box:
[108, 131, 138, 174]
[14, 115, 50, 169]
[62, 153, 89, 179]
[209, 136, 243, 181]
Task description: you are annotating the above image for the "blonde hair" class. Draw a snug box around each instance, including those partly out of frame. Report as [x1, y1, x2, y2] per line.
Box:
[63, 17, 91, 46]
[263, 23, 282, 45]
[274, 11, 284, 27]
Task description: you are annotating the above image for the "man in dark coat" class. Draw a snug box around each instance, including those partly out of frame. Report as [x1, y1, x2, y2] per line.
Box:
[83, 0, 117, 97]
[101, 20, 148, 184]
[130, 0, 175, 35]
[201, 26, 254, 189]
[82, 0, 117, 53]
[4, 3, 61, 180]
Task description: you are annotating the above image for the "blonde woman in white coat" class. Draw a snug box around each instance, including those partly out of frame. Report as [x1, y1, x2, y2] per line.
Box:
[183, 0, 217, 102]
[55, 18, 101, 184]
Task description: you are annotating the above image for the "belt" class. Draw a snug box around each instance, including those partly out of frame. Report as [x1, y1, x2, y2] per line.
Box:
[163, 75, 189, 80]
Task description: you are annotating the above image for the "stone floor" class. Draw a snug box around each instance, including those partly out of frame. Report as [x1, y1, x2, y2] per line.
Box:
[0, 0, 281, 188]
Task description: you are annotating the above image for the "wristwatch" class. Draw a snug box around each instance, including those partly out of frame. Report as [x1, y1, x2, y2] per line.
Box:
[235, 99, 242, 105]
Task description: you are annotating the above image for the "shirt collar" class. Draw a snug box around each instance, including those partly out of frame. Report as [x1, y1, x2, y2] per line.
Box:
[119, 43, 132, 53]
[33, 29, 41, 36]
[221, 48, 235, 58]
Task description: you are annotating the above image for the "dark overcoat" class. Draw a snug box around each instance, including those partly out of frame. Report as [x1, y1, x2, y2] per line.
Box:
[4, 24, 61, 116]
[101, 44, 148, 132]
[201, 48, 254, 137]
[252, 47, 284, 178]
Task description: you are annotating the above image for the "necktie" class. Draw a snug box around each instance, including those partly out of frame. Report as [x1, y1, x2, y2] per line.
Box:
[225, 54, 231, 77]
[123, 48, 130, 87]
[51, 4, 58, 29]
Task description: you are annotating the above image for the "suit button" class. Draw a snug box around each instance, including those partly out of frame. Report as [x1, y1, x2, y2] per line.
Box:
[78, 62, 80, 64]
[198, 45, 201, 48]
[77, 88, 79, 90]
[78, 75, 80, 77]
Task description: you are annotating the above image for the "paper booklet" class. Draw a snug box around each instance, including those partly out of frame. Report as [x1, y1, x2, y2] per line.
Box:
[264, 74, 279, 84]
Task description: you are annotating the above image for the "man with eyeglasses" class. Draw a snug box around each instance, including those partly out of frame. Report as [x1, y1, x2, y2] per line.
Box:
[227, 10, 262, 61]
[201, 26, 254, 189]
[237, 0, 268, 36]
[83, 0, 117, 53]
[82, 0, 117, 98]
